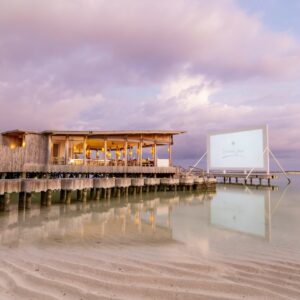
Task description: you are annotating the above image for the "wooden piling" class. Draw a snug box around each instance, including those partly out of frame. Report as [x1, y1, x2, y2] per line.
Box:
[46, 190, 52, 206]
[26, 192, 32, 210]
[95, 188, 101, 201]
[3, 193, 10, 212]
[82, 188, 88, 202]
[66, 190, 72, 204]
[19, 192, 26, 210]
[77, 190, 83, 201]
[41, 191, 47, 206]
[60, 190, 66, 203]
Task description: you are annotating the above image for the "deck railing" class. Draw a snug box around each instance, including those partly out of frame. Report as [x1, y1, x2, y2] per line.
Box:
[51, 158, 155, 167]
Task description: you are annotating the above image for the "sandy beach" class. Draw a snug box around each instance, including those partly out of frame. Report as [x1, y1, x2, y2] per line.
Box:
[1, 243, 300, 300]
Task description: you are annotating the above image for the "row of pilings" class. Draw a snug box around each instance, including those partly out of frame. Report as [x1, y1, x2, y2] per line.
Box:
[0, 177, 217, 212]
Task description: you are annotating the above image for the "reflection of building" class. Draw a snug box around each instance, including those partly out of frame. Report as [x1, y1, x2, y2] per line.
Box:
[0, 194, 175, 247]
[210, 187, 271, 239]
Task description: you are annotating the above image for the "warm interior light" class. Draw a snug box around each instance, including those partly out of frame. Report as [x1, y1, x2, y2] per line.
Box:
[149, 213, 155, 224]
[10, 144, 16, 150]
[134, 215, 140, 225]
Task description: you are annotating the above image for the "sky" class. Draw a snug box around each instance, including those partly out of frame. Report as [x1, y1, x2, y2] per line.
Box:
[0, 0, 300, 169]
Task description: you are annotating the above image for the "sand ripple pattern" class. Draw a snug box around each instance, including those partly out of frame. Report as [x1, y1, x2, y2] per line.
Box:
[0, 245, 300, 300]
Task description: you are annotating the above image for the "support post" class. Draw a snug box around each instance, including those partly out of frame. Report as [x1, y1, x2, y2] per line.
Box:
[188, 152, 207, 175]
[268, 148, 291, 184]
[46, 190, 52, 206]
[104, 139, 107, 166]
[154, 141, 157, 167]
[47, 135, 52, 165]
[82, 188, 87, 202]
[66, 190, 72, 204]
[168, 143, 172, 167]
[83, 136, 87, 166]
[60, 190, 67, 203]
[41, 191, 47, 206]
[139, 139, 143, 167]
[19, 192, 26, 210]
[95, 188, 101, 201]
[26, 192, 32, 210]
[124, 139, 128, 167]
[65, 136, 69, 165]
[3, 193, 10, 212]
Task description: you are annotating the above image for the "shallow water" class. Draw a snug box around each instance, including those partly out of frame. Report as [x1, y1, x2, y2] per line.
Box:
[0, 176, 299, 256]
[1, 176, 300, 299]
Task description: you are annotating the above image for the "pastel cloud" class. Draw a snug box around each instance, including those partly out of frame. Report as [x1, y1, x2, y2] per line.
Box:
[0, 0, 300, 168]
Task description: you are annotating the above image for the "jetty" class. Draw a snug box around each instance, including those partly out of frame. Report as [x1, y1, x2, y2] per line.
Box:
[0, 129, 216, 211]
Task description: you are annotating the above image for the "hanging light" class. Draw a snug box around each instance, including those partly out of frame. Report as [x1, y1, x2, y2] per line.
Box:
[151, 146, 155, 156]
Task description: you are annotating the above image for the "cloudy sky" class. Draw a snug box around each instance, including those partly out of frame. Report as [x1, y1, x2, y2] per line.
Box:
[1, 0, 300, 168]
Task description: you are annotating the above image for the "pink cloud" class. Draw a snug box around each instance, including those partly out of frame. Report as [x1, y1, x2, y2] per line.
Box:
[0, 0, 300, 168]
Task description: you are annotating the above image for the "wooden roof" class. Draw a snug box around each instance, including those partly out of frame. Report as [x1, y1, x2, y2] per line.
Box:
[1, 130, 185, 136]
[42, 130, 185, 136]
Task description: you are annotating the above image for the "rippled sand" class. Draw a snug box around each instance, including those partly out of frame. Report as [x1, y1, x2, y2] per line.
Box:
[1, 244, 300, 300]
[0, 182, 300, 299]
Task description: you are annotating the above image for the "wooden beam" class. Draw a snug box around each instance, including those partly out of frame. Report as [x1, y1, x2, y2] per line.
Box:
[47, 135, 52, 165]
[154, 141, 157, 167]
[104, 139, 107, 166]
[124, 139, 128, 167]
[83, 136, 87, 166]
[139, 139, 143, 167]
[65, 136, 69, 164]
[168, 144, 172, 166]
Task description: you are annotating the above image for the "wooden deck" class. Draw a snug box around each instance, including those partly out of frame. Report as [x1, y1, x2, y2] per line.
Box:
[12, 164, 179, 175]
[209, 172, 278, 185]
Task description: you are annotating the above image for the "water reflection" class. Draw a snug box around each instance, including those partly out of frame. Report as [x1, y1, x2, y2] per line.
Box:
[210, 185, 271, 239]
[0, 180, 295, 251]
[0, 191, 212, 248]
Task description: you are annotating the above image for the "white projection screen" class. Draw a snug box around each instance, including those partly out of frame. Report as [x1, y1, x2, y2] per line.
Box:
[207, 126, 269, 172]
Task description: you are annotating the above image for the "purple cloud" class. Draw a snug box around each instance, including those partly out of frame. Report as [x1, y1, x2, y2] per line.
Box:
[0, 0, 300, 168]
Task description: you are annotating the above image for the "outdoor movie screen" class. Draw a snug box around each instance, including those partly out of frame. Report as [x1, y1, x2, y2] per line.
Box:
[207, 126, 268, 171]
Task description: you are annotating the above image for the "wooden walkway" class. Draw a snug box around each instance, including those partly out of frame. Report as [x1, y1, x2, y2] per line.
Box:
[208, 172, 278, 186]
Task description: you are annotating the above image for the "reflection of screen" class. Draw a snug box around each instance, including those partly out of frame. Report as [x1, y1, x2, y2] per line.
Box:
[208, 127, 268, 170]
[211, 189, 266, 237]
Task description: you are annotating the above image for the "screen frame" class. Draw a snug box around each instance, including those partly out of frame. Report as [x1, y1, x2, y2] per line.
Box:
[207, 125, 269, 172]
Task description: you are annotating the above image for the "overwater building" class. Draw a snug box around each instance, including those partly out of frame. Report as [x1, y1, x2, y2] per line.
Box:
[0, 129, 185, 177]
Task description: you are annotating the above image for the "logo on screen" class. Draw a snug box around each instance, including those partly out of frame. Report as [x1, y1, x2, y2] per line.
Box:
[222, 139, 244, 159]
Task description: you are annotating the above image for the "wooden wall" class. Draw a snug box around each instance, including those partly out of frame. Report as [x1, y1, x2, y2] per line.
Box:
[0, 133, 48, 172]
[0, 144, 26, 172]
[24, 134, 48, 168]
